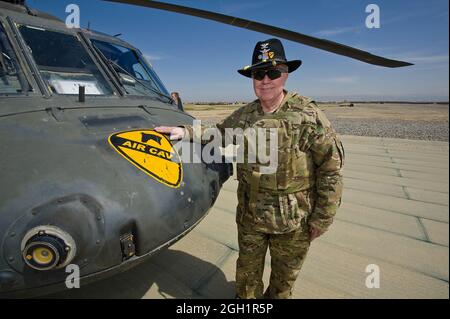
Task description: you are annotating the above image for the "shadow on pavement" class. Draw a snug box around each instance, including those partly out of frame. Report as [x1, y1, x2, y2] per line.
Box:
[42, 249, 235, 299]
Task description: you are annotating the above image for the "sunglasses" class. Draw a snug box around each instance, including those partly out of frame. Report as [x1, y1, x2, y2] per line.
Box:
[251, 67, 288, 81]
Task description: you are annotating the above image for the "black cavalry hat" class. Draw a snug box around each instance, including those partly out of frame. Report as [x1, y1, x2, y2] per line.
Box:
[238, 38, 302, 78]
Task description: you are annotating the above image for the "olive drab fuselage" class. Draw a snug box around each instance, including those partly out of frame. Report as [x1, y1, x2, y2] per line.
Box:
[0, 2, 232, 297]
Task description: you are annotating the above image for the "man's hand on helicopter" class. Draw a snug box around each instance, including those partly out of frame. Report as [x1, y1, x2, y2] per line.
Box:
[154, 126, 185, 140]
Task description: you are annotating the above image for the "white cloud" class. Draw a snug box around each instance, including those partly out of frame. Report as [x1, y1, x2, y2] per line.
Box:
[315, 25, 362, 37]
[143, 53, 164, 62]
[322, 76, 359, 84]
[389, 53, 449, 65]
[406, 55, 449, 64]
[314, 8, 445, 39]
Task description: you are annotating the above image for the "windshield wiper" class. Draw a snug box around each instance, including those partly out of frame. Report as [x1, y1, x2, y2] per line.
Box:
[92, 45, 171, 103]
[0, 52, 6, 76]
[0, 31, 30, 92]
[111, 60, 172, 103]
[92, 44, 129, 94]
[0, 52, 19, 76]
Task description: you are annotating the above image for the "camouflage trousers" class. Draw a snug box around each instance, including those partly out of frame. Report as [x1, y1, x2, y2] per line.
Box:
[235, 220, 311, 299]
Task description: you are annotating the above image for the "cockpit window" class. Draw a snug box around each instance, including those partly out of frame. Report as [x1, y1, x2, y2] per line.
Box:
[0, 23, 30, 95]
[91, 39, 170, 97]
[17, 25, 113, 96]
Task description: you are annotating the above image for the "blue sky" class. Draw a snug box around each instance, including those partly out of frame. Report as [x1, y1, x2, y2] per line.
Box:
[28, 0, 449, 102]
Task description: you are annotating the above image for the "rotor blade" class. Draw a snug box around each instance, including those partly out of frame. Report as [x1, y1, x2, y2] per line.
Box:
[103, 0, 413, 68]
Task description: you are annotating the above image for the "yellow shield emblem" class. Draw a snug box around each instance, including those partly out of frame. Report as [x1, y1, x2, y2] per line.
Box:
[108, 130, 182, 188]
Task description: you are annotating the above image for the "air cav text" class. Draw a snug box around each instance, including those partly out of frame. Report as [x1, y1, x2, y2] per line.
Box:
[121, 140, 174, 160]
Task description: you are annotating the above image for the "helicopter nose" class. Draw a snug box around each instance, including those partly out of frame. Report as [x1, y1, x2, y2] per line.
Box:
[21, 226, 76, 271]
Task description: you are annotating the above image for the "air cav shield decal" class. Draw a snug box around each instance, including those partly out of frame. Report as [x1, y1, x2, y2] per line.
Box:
[108, 130, 182, 188]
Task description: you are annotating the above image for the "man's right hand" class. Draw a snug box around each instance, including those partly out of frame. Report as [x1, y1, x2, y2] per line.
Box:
[154, 126, 185, 140]
[309, 226, 324, 242]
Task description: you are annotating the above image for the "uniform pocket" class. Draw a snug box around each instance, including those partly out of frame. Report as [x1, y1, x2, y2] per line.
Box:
[279, 193, 304, 231]
[291, 147, 313, 178]
[295, 189, 314, 215]
[295, 123, 316, 153]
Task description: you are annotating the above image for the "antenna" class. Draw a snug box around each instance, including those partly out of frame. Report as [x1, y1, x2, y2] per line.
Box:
[78, 85, 85, 103]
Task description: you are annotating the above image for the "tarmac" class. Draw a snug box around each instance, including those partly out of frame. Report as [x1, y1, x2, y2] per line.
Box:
[48, 135, 449, 299]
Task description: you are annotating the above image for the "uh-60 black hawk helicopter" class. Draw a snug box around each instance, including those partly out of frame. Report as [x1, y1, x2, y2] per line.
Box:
[0, 0, 411, 298]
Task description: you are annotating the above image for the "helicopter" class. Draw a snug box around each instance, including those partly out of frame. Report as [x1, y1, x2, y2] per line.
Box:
[0, 0, 411, 298]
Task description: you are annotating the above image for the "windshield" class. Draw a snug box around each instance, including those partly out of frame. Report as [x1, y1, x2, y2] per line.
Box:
[17, 25, 113, 96]
[91, 39, 170, 97]
[0, 23, 29, 95]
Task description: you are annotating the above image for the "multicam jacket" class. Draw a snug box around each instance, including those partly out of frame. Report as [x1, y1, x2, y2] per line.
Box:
[183, 91, 344, 234]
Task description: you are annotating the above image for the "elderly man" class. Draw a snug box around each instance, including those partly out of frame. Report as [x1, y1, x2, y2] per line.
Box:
[156, 38, 344, 299]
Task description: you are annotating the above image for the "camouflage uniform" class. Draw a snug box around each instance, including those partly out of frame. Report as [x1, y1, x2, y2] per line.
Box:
[184, 91, 344, 299]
